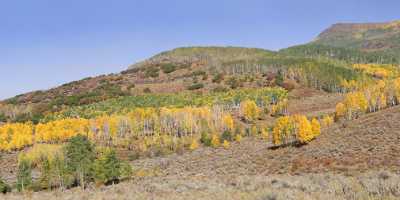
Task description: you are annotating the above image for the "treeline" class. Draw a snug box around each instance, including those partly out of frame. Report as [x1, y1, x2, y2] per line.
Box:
[280, 44, 400, 64]
[221, 56, 367, 92]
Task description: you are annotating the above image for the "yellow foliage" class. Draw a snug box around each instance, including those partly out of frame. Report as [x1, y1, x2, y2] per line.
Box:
[19, 144, 63, 167]
[273, 116, 292, 145]
[321, 115, 334, 127]
[235, 134, 242, 143]
[261, 128, 269, 141]
[222, 114, 234, 130]
[311, 118, 321, 137]
[189, 139, 199, 150]
[0, 123, 34, 151]
[335, 103, 346, 119]
[273, 115, 318, 145]
[293, 115, 313, 143]
[222, 140, 230, 149]
[211, 134, 220, 148]
[240, 100, 260, 122]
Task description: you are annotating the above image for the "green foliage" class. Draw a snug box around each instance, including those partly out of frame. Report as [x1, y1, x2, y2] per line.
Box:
[119, 162, 133, 180]
[281, 44, 400, 64]
[44, 87, 288, 120]
[200, 132, 212, 147]
[226, 77, 242, 89]
[221, 130, 233, 141]
[17, 156, 32, 192]
[187, 83, 204, 90]
[144, 66, 160, 78]
[93, 148, 121, 185]
[212, 73, 224, 83]
[161, 63, 177, 74]
[64, 135, 96, 188]
[275, 70, 284, 86]
[0, 177, 11, 194]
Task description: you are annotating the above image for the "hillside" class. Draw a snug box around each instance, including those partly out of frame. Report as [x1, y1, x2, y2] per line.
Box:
[0, 46, 363, 124]
[3, 105, 400, 200]
[313, 20, 400, 54]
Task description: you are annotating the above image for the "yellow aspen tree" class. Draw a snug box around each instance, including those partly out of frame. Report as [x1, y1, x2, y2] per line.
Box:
[311, 118, 321, 138]
[335, 103, 346, 120]
[294, 115, 313, 143]
[273, 116, 292, 145]
[240, 100, 260, 122]
[222, 114, 234, 131]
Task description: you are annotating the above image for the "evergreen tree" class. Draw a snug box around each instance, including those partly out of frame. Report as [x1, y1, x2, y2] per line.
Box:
[64, 135, 95, 189]
[93, 148, 121, 185]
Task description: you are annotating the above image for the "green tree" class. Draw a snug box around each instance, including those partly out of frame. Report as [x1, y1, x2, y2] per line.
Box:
[93, 148, 121, 185]
[64, 135, 95, 189]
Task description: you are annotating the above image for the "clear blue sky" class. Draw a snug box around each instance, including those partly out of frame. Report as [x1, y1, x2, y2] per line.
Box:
[1, 0, 399, 100]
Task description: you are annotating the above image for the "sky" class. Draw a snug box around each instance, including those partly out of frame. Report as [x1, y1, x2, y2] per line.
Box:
[0, 0, 399, 100]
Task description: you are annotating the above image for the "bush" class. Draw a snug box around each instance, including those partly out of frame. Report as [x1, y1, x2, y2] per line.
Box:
[64, 135, 96, 189]
[187, 83, 204, 90]
[143, 88, 152, 93]
[16, 156, 32, 192]
[226, 77, 242, 89]
[221, 130, 233, 141]
[0, 177, 11, 194]
[161, 63, 177, 74]
[212, 73, 224, 83]
[200, 132, 212, 147]
[144, 67, 160, 78]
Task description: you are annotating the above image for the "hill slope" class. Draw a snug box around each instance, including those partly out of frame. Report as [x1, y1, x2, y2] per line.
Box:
[0, 46, 362, 123]
[313, 20, 400, 54]
[3, 105, 400, 200]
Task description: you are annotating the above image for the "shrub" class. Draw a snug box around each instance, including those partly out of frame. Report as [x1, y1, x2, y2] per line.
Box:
[212, 73, 224, 83]
[144, 67, 160, 78]
[226, 77, 242, 89]
[187, 83, 204, 90]
[221, 130, 233, 142]
[200, 132, 212, 147]
[211, 134, 220, 148]
[212, 86, 229, 93]
[143, 87, 152, 93]
[64, 135, 96, 189]
[189, 139, 199, 150]
[222, 140, 230, 149]
[161, 63, 177, 74]
[17, 156, 32, 192]
[0, 177, 11, 194]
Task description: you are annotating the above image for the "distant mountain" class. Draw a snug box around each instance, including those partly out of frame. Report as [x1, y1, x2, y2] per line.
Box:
[313, 20, 400, 54]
